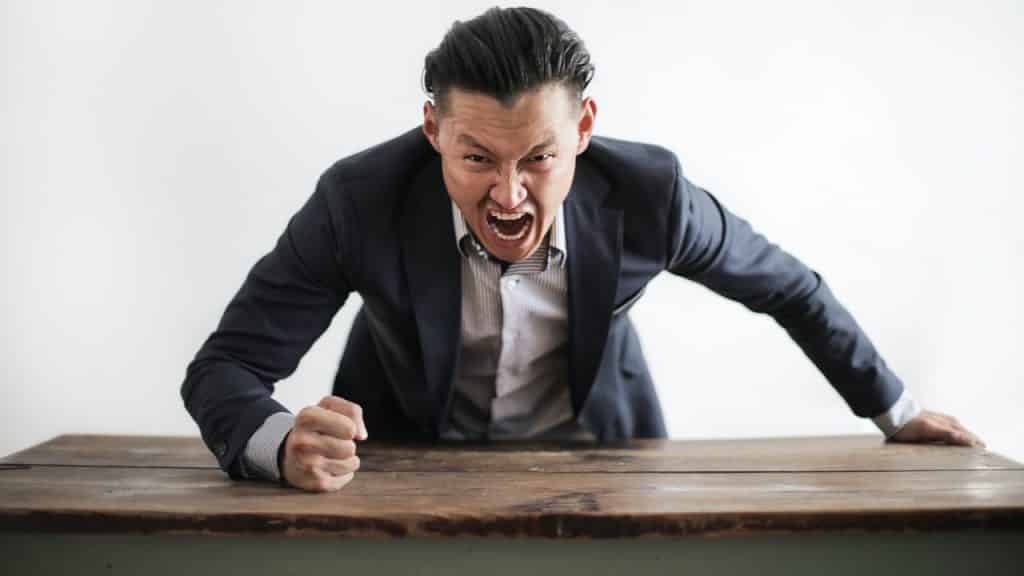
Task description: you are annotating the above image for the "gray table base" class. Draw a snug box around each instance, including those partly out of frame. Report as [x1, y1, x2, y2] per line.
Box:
[2, 531, 1021, 575]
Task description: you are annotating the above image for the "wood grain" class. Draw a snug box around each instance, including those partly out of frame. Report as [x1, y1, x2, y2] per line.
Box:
[1, 466, 1022, 537]
[1, 435, 1022, 538]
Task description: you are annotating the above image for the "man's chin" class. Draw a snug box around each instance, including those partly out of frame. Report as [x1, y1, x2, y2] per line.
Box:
[480, 231, 542, 263]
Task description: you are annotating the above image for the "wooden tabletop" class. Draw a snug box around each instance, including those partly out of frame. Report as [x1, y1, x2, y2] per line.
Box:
[1, 434, 1022, 538]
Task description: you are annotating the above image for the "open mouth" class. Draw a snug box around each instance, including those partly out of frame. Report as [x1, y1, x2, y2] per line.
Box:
[486, 210, 534, 241]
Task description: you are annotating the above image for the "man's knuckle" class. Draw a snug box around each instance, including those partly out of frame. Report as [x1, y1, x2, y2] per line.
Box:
[296, 408, 316, 428]
[339, 440, 356, 458]
[333, 456, 358, 474]
[318, 471, 344, 492]
[325, 437, 351, 458]
[303, 455, 321, 473]
[334, 403, 355, 419]
[292, 433, 315, 452]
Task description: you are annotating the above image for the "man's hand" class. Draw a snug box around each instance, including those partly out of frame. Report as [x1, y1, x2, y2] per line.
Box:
[888, 409, 985, 448]
[281, 395, 368, 492]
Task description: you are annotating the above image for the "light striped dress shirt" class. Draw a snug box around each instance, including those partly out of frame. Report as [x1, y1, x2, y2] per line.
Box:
[440, 201, 595, 442]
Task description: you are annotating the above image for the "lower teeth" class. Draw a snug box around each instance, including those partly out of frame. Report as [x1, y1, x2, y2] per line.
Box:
[494, 224, 527, 240]
[490, 217, 530, 240]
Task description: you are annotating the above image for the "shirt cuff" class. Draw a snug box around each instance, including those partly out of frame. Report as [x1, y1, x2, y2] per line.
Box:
[241, 411, 295, 482]
[872, 389, 922, 438]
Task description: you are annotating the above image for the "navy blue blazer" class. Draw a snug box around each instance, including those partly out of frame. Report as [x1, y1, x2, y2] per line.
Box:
[182, 128, 905, 479]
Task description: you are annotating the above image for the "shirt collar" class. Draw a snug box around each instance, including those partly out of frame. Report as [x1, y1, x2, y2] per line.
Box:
[451, 201, 566, 268]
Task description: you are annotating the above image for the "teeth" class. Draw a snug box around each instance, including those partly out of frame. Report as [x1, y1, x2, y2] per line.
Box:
[486, 209, 532, 241]
[489, 211, 528, 221]
[494, 225, 529, 240]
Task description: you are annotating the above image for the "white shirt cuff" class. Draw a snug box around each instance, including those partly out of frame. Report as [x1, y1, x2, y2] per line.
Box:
[241, 411, 295, 482]
[872, 389, 922, 438]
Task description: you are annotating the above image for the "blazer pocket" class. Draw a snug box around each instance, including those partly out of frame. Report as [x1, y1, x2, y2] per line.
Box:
[612, 286, 647, 317]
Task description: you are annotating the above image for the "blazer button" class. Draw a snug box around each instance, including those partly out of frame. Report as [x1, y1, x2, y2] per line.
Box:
[213, 441, 227, 458]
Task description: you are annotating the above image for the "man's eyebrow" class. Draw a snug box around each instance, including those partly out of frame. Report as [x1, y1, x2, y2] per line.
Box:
[456, 133, 557, 156]
[457, 134, 494, 155]
[525, 135, 556, 155]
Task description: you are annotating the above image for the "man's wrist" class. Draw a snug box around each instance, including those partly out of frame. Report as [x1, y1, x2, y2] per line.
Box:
[277, 430, 292, 488]
[241, 411, 295, 482]
[872, 389, 922, 438]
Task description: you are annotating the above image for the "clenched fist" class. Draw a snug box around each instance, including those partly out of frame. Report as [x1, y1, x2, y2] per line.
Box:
[281, 395, 368, 492]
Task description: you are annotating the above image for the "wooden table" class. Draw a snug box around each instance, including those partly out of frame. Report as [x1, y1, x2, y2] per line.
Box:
[1, 434, 1022, 574]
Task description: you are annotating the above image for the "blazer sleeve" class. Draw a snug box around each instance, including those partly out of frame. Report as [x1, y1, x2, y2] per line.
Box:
[664, 157, 905, 419]
[181, 177, 354, 479]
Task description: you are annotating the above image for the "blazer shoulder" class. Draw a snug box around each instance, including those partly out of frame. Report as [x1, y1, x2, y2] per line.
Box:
[583, 135, 682, 209]
[581, 136, 690, 271]
[585, 135, 681, 194]
[588, 135, 679, 171]
[318, 127, 437, 197]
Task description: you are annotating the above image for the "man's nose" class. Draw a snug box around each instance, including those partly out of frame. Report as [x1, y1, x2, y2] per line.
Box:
[489, 168, 527, 210]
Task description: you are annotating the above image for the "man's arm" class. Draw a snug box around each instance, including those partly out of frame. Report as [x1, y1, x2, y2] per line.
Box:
[663, 158, 982, 446]
[181, 177, 355, 479]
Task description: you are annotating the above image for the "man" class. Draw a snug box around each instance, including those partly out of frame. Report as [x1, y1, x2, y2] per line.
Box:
[182, 7, 983, 493]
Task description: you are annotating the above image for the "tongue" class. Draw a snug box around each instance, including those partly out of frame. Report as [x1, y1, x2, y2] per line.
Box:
[494, 215, 529, 236]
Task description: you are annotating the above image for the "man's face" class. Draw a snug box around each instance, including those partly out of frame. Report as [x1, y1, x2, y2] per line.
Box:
[423, 83, 596, 262]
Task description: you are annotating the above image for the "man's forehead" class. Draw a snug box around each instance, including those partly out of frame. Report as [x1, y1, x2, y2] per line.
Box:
[442, 90, 571, 149]
[456, 132, 557, 151]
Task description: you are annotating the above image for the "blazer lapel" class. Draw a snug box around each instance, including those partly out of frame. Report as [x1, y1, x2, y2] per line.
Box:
[400, 158, 462, 435]
[565, 163, 623, 416]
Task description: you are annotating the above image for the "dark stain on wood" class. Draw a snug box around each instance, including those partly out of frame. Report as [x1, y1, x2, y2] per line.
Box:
[509, 491, 602, 514]
[0, 464, 32, 472]
[578, 452, 635, 465]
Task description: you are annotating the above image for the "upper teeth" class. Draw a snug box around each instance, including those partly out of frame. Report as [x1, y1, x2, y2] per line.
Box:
[491, 211, 527, 220]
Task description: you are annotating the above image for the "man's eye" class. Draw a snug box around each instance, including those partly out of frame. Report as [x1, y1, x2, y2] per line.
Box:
[464, 154, 489, 163]
[529, 153, 554, 163]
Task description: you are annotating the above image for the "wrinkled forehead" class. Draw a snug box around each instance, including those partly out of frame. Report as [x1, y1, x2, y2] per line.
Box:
[441, 86, 576, 156]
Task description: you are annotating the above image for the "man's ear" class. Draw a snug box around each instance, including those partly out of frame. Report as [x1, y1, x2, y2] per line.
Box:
[422, 101, 442, 153]
[575, 97, 597, 155]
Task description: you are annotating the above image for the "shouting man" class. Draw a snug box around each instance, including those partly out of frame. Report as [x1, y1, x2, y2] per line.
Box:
[182, 7, 983, 492]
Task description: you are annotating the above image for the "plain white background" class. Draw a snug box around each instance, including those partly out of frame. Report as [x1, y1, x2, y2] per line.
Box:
[2, 1, 1021, 462]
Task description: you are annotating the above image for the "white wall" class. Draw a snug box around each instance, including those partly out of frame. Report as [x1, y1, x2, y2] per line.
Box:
[3, 1, 1021, 461]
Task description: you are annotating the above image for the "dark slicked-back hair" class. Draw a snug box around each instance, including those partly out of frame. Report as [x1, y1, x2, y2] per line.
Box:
[423, 7, 595, 112]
